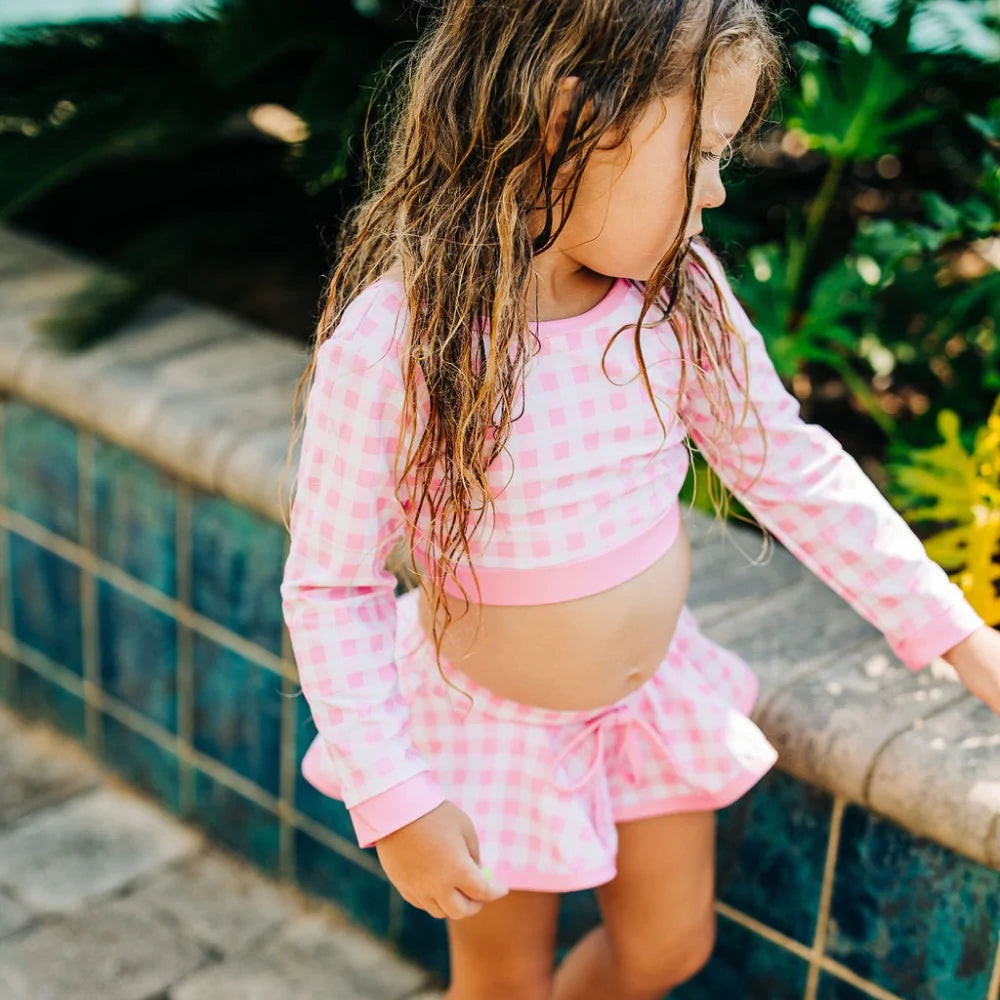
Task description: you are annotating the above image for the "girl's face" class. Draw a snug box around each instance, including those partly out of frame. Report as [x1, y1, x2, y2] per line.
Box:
[540, 57, 759, 282]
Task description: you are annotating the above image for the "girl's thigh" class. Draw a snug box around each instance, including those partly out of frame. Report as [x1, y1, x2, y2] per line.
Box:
[445, 888, 562, 999]
[594, 809, 717, 989]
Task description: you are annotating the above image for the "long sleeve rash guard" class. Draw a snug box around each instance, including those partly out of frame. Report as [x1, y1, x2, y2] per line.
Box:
[280, 245, 985, 848]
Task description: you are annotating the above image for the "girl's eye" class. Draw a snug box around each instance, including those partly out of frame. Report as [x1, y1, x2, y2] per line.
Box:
[700, 150, 722, 163]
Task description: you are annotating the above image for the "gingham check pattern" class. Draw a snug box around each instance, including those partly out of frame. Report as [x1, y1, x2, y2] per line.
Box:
[281, 247, 984, 847]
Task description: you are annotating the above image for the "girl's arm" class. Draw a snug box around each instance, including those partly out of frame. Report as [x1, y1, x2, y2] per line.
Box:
[678, 246, 986, 672]
[280, 298, 447, 849]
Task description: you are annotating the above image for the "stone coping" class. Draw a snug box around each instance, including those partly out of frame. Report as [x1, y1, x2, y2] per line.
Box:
[0, 224, 304, 525]
[2, 222, 997, 875]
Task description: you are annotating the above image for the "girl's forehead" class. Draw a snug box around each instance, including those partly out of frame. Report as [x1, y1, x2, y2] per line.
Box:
[701, 63, 759, 136]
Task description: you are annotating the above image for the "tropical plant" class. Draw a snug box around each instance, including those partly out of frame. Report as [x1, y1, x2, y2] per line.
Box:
[721, 0, 999, 444]
[884, 394, 1000, 626]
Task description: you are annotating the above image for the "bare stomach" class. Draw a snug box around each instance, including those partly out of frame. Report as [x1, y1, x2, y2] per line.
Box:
[415, 517, 692, 711]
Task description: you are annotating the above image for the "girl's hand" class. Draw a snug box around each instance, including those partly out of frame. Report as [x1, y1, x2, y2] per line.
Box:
[942, 626, 1000, 717]
[374, 799, 509, 920]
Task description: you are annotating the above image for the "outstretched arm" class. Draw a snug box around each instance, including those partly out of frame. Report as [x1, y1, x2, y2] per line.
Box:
[676, 245, 986, 673]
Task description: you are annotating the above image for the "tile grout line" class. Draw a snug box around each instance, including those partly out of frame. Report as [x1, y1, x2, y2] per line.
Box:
[176, 480, 195, 817]
[0, 628, 85, 696]
[0, 526, 10, 699]
[714, 899, 818, 965]
[278, 678, 297, 883]
[717, 898, 907, 1000]
[984, 794, 1000, 1000]
[0, 627, 388, 881]
[812, 957, 909, 1000]
[803, 794, 844, 1000]
[0, 504, 289, 679]
[77, 429, 102, 758]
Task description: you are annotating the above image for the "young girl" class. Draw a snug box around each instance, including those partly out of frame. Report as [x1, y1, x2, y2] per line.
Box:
[280, 1, 1000, 997]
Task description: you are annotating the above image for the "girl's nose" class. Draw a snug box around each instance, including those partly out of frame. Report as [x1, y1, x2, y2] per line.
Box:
[699, 175, 726, 211]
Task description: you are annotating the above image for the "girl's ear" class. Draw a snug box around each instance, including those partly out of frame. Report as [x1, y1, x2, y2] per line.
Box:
[542, 75, 585, 163]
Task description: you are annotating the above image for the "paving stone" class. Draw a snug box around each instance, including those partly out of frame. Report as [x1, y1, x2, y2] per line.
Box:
[0, 706, 102, 827]
[136, 372, 299, 498]
[680, 507, 722, 547]
[170, 912, 430, 1000]
[757, 641, 970, 804]
[687, 527, 805, 624]
[217, 424, 298, 523]
[129, 849, 301, 955]
[866, 692, 1000, 869]
[0, 893, 207, 1000]
[13, 290, 250, 425]
[0, 785, 202, 913]
[699, 573, 882, 705]
[0, 890, 32, 940]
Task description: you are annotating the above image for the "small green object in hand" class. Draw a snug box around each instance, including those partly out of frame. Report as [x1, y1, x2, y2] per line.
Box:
[481, 865, 494, 882]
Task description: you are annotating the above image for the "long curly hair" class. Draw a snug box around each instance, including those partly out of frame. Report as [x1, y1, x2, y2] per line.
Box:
[281, 0, 787, 712]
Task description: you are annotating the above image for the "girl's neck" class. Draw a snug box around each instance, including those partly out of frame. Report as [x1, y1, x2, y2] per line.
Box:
[381, 259, 619, 325]
[524, 266, 618, 324]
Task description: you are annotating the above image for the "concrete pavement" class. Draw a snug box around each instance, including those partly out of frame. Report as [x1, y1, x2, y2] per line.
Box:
[0, 704, 446, 1000]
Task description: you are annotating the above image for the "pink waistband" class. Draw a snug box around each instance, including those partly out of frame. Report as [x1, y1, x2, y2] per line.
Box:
[410, 502, 681, 607]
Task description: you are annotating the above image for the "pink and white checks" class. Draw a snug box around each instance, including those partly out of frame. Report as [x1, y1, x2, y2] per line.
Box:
[314, 586, 779, 891]
[281, 244, 985, 858]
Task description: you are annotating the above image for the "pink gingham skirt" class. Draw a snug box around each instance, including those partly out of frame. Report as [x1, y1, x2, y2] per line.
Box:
[392, 587, 779, 893]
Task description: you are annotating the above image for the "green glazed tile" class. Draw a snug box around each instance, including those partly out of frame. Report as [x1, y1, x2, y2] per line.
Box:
[2, 401, 78, 541]
[190, 769, 281, 875]
[9, 535, 83, 675]
[191, 633, 282, 795]
[293, 829, 391, 940]
[555, 888, 602, 964]
[9, 661, 85, 740]
[816, 971, 888, 999]
[93, 437, 177, 596]
[671, 912, 809, 1000]
[828, 804, 1000, 999]
[190, 492, 285, 654]
[97, 579, 177, 730]
[99, 712, 180, 814]
[392, 888, 451, 984]
[716, 768, 832, 945]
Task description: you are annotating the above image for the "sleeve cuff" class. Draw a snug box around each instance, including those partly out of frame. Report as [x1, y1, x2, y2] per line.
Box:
[348, 771, 448, 849]
[890, 598, 987, 672]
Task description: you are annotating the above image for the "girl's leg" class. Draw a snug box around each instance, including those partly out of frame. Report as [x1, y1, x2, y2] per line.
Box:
[551, 809, 717, 1000]
[444, 888, 562, 1000]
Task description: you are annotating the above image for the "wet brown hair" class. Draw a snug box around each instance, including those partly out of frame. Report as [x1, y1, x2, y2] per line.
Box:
[281, 0, 787, 713]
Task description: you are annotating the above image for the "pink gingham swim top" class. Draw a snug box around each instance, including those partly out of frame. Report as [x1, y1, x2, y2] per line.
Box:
[403, 270, 688, 605]
[280, 244, 985, 848]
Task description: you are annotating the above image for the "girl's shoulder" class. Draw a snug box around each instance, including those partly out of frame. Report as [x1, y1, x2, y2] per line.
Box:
[326, 270, 410, 366]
